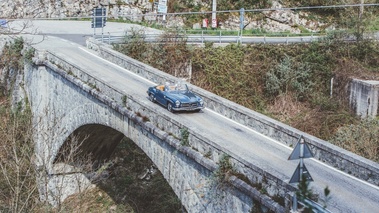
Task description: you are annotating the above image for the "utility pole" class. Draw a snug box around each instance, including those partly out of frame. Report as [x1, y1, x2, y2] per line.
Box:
[211, 0, 217, 28]
[359, 0, 364, 19]
[358, 0, 364, 41]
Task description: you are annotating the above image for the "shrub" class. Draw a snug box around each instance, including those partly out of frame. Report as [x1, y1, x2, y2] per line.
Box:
[265, 54, 314, 101]
[331, 118, 379, 162]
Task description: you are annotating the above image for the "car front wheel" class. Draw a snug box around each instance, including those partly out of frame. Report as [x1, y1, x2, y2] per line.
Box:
[167, 102, 173, 112]
[149, 93, 155, 103]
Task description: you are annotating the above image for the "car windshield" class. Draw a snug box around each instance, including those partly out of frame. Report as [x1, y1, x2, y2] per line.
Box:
[165, 83, 188, 92]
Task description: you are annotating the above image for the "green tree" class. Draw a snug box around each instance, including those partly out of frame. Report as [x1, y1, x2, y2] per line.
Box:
[265, 55, 314, 101]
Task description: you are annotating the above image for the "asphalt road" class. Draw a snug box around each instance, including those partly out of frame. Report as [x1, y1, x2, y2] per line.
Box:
[24, 33, 379, 213]
[8, 20, 324, 45]
[8, 20, 162, 46]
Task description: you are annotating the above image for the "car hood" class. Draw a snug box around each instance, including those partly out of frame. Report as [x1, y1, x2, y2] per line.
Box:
[168, 91, 198, 102]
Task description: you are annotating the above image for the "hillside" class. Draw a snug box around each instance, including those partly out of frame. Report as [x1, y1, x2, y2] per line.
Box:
[1, 0, 378, 33]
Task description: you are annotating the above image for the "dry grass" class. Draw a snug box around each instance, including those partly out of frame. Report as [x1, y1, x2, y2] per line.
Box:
[59, 187, 133, 213]
[267, 93, 308, 123]
[334, 58, 379, 80]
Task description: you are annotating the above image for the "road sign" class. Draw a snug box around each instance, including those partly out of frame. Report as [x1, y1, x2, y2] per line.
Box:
[289, 162, 313, 183]
[288, 135, 314, 160]
[202, 18, 208, 28]
[91, 8, 106, 28]
[94, 8, 104, 16]
[211, 18, 217, 28]
[0, 19, 7, 28]
[158, 4, 167, 13]
[288, 135, 314, 184]
[159, 0, 167, 5]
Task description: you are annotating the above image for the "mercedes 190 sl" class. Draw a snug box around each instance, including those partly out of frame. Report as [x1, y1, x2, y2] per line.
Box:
[147, 83, 204, 112]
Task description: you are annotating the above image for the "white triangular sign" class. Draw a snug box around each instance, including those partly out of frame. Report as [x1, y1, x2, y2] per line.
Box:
[288, 136, 314, 160]
[289, 163, 314, 184]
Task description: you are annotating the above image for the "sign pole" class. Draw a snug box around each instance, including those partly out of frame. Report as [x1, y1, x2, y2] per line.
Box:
[299, 138, 304, 181]
[239, 8, 244, 43]
[212, 0, 217, 28]
[158, 0, 168, 22]
[93, 8, 96, 37]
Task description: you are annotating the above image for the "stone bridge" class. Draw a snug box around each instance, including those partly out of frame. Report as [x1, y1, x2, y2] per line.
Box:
[15, 35, 379, 212]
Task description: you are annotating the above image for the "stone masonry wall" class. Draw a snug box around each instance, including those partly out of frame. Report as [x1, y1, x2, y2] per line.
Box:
[30, 47, 286, 211]
[86, 37, 379, 188]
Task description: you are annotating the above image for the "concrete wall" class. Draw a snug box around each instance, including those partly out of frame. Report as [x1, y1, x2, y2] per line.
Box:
[86, 38, 379, 188]
[349, 79, 379, 118]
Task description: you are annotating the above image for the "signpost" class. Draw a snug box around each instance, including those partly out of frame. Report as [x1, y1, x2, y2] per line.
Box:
[91, 8, 107, 39]
[0, 19, 7, 28]
[239, 8, 244, 43]
[211, 0, 217, 28]
[288, 135, 314, 183]
[288, 135, 314, 211]
[158, 0, 168, 22]
[239, 8, 244, 31]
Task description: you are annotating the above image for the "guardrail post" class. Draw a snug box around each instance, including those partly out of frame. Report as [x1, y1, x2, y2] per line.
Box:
[286, 34, 289, 44]
[108, 32, 111, 45]
[219, 31, 221, 44]
[264, 35, 266, 44]
[292, 194, 297, 211]
[202, 30, 204, 44]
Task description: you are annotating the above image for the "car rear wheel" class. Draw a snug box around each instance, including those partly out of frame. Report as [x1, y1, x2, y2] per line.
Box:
[167, 102, 173, 112]
[149, 93, 155, 103]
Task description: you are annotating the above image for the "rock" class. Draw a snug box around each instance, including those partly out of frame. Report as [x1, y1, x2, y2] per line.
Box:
[138, 168, 150, 180]
[193, 23, 201, 30]
[0, 0, 326, 33]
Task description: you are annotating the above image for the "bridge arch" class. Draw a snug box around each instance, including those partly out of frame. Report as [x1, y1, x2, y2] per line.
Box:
[54, 124, 124, 165]
[25, 64, 255, 212]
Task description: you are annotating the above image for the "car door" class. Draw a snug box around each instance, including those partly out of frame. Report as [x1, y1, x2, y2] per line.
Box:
[155, 88, 166, 105]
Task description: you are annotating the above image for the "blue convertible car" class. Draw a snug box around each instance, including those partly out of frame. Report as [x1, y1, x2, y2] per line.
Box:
[147, 83, 204, 112]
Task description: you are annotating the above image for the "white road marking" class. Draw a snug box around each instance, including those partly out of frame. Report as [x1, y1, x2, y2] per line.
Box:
[80, 45, 379, 191]
[79, 46, 156, 85]
[205, 108, 292, 150]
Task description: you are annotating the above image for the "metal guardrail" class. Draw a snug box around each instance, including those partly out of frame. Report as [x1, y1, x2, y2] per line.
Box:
[94, 29, 379, 45]
[95, 33, 321, 45]
[300, 198, 333, 213]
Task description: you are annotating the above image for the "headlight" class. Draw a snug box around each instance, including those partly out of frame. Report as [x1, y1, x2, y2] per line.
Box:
[175, 100, 180, 107]
[199, 99, 204, 106]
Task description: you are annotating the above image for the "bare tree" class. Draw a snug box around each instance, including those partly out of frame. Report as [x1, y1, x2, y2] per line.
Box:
[0, 101, 38, 212]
